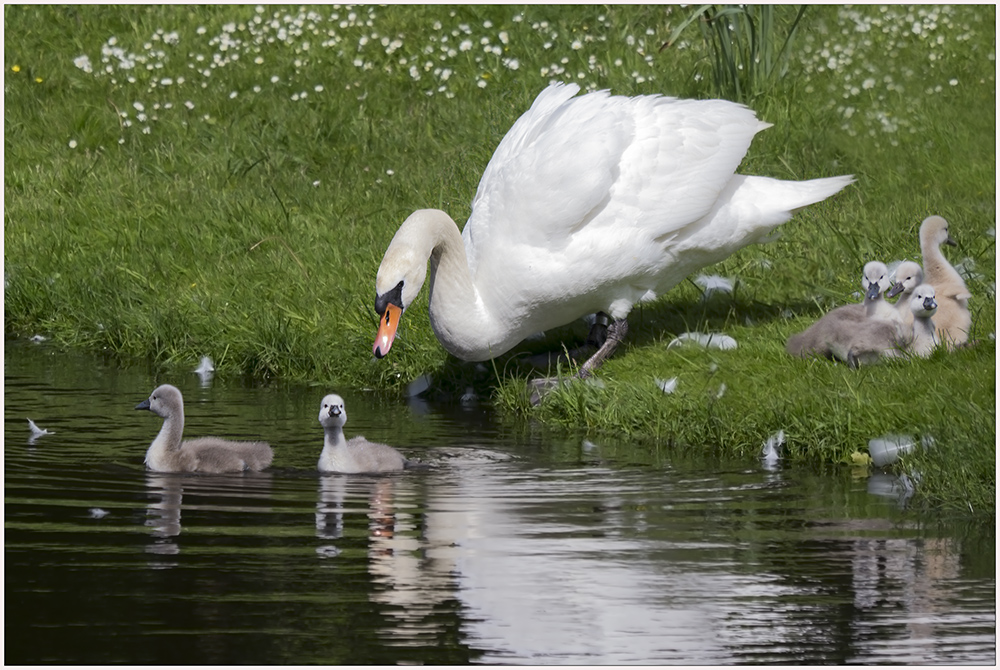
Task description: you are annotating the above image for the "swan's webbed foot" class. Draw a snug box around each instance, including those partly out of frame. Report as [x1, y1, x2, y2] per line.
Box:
[527, 316, 629, 406]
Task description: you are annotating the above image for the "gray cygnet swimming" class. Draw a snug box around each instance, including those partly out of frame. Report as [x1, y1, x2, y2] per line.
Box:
[135, 384, 273, 474]
[317, 393, 419, 474]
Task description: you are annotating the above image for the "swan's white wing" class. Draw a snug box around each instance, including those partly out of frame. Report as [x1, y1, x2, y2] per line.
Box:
[461, 83, 767, 317]
[462, 84, 768, 329]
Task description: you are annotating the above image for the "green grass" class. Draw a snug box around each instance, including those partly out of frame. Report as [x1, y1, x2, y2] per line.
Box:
[4, 5, 995, 517]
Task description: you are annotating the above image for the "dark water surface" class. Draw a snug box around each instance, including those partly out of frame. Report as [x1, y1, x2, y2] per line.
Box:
[4, 341, 995, 664]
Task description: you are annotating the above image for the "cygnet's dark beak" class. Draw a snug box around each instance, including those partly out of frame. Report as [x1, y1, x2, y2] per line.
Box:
[865, 280, 882, 301]
[945, 235, 957, 247]
[328, 405, 341, 418]
[135, 399, 151, 411]
[924, 297, 937, 311]
[885, 281, 905, 299]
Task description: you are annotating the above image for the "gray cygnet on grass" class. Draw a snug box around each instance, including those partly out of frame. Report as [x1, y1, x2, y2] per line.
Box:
[919, 215, 972, 348]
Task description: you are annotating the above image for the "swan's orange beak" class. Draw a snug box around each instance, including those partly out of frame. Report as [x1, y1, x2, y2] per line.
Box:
[373, 303, 402, 359]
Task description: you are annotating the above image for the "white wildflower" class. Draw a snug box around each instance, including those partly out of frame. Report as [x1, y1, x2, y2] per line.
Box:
[73, 55, 93, 73]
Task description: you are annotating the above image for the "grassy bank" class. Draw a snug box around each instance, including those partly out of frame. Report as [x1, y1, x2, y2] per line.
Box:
[4, 5, 995, 515]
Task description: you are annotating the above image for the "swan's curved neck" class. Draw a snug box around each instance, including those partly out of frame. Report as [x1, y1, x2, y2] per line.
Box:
[394, 210, 499, 360]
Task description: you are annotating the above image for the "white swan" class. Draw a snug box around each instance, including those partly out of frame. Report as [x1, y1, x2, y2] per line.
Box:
[135, 384, 273, 473]
[919, 215, 972, 347]
[373, 83, 853, 375]
[890, 261, 924, 327]
[317, 394, 414, 474]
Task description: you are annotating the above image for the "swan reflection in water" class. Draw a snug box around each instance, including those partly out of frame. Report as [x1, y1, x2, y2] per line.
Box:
[316, 473, 461, 648]
[144, 472, 273, 562]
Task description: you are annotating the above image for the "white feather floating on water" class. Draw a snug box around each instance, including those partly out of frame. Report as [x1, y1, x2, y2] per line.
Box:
[195, 356, 214, 375]
[667, 332, 738, 350]
[194, 356, 215, 385]
[28, 418, 53, 445]
[762, 430, 785, 469]
[88, 508, 110, 519]
[655, 377, 678, 394]
[407, 374, 432, 397]
[28, 418, 53, 437]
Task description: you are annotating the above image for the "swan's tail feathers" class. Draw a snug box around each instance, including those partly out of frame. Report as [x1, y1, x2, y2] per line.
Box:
[787, 174, 855, 214]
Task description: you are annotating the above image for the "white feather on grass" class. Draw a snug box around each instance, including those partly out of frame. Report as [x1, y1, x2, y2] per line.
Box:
[694, 274, 734, 297]
[954, 257, 983, 282]
[667, 332, 738, 350]
[655, 377, 678, 394]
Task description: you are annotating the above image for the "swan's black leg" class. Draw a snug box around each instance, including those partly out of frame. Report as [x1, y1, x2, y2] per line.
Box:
[585, 312, 610, 348]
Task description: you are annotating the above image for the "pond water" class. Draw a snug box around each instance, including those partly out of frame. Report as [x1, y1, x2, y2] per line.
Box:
[4, 341, 995, 664]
